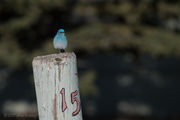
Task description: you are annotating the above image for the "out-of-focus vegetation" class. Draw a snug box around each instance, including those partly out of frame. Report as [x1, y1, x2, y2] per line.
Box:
[79, 70, 98, 96]
[0, 0, 180, 69]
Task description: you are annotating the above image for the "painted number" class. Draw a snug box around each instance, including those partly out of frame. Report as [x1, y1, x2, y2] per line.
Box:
[60, 88, 67, 112]
[71, 90, 81, 116]
[60, 88, 81, 116]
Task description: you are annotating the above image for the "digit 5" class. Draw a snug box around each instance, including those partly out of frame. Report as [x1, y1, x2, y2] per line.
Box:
[71, 90, 80, 116]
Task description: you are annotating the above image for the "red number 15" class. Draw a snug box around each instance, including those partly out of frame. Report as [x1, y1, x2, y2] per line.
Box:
[60, 88, 81, 116]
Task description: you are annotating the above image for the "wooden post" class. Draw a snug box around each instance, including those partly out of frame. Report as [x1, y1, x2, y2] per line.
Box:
[32, 53, 83, 120]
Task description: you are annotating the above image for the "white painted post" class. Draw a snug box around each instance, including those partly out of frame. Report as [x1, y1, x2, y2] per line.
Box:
[32, 53, 83, 120]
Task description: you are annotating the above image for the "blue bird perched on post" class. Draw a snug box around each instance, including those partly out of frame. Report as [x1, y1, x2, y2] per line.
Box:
[53, 29, 68, 53]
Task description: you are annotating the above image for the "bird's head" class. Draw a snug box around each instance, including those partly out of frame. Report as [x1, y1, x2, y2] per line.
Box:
[58, 29, 65, 33]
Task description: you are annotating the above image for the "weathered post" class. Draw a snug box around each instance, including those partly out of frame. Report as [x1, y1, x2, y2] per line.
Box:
[32, 53, 83, 120]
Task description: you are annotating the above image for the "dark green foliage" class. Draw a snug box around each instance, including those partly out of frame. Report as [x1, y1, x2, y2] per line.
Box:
[0, 0, 180, 69]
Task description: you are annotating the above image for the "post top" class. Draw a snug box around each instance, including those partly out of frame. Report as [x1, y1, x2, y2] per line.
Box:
[33, 52, 76, 64]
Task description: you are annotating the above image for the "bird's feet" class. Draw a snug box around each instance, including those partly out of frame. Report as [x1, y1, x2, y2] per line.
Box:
[60, 49, 65, 53]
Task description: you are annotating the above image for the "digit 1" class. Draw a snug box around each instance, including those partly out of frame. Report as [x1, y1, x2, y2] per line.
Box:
[60, 88, 67, 112]
[71, 90, 81, 116]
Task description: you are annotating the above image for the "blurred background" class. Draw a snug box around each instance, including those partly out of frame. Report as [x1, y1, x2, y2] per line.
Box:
[0, 0, 180, 119]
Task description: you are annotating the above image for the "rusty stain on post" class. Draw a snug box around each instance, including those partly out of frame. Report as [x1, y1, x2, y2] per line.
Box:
[53, 94, 57, 120]
[58, 65, 61, 83]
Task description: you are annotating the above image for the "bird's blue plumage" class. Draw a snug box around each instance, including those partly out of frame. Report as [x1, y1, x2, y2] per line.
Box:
[58, 29, 65, 33]
[53, 29, 68, 51]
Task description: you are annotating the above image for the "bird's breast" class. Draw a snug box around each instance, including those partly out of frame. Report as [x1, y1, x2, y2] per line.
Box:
[53, 34, 67, 49]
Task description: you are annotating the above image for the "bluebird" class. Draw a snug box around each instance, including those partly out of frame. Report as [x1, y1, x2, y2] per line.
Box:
[53, 29, 68, 53]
